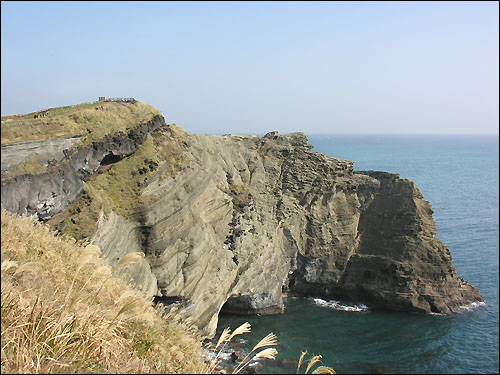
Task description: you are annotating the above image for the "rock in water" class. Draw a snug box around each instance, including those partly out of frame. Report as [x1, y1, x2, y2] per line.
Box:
[123, 129, 482, 336]
[1, 117, 484, 338]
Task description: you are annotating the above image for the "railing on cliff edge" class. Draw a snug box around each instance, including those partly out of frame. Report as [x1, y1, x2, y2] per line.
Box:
[63, 98, 136, 108]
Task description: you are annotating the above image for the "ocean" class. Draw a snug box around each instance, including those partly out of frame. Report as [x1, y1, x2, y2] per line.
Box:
[215, 134, 499, 374]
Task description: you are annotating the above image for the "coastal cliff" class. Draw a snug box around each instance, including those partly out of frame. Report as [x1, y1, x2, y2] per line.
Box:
[1, 114, 165, 220]
[1, 104, 484, 338]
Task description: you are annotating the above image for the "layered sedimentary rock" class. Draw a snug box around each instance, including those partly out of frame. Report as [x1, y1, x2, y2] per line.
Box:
[91, 210, 158, 300]
[89, 129, 482, 336]
[1, 117, 484, 338]
[1, 115, 165, 220]
[290, 170, 482, 314]
[0, 136, 81, 171]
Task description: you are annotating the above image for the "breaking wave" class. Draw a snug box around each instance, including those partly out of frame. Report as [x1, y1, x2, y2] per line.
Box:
[312, 298, 369, 312]
[459, 301, 487, 312]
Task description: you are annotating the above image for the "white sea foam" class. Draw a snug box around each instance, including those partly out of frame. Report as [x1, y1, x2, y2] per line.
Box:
[429, 312, 444, 316]
[202, 348, 232, 362]
[248, 359, 261, 367]
[312, 298, 369, 312]
[459, 301, 487, 311]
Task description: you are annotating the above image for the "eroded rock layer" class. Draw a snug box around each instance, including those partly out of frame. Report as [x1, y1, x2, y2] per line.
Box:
[1, 120, 484, 338]
[1, 115, 165, 219]
[93, 129, 482, 336]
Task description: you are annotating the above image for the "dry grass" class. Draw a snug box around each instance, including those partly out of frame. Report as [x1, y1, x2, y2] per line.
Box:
[1, 100, 163, 184]
[1, 209, 209, 374]
[296, 350, 336, 374]
[208, 324, 335, 374]
[206, 322, 278, 374]
[0, 210, 336, 374]
[56, 191, 102, 241]
[1, 100, 160, 145]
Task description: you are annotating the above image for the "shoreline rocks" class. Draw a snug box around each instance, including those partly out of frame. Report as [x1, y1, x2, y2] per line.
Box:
[1, 116, 484, 338]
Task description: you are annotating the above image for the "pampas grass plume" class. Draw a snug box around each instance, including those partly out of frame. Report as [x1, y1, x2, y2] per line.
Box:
[312, 366, 336, 374]
[229, 321, 251, 340]
[113, 252, 144, 271]
[251, 332, 277, 351]
[216, 327, 231, 350]
[254, 347, 278, 360]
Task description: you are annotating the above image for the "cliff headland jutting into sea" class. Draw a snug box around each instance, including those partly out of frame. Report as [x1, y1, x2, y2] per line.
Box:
[1, 99, 484, 338]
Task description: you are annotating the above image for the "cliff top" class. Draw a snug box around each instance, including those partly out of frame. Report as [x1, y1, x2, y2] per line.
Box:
[1, 99, 161, 145]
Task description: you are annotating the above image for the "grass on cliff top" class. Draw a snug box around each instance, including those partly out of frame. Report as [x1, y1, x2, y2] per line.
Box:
[1, 100, 160, 145]
[59, 125, 190, 241]
[1, 209, 210, 374]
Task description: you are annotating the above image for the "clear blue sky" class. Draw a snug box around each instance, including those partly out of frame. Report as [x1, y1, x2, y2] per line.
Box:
[2, 1, 498, 135]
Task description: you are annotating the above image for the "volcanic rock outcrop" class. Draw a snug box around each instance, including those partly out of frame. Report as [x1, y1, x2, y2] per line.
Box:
[1, 115, 165, 220]
[1, 113, 484, 338]
[92, 129, 483, 336]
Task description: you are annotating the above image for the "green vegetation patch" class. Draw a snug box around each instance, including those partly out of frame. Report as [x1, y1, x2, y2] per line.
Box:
[59, 125, 190, 240]
[58, 191, 102, 242]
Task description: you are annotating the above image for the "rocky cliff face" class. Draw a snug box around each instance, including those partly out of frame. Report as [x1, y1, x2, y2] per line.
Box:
[92, 129, 483, 336]
[1, 117, 484, 338]
[291, 170, 482, 314]
[1, 115, 165, 220]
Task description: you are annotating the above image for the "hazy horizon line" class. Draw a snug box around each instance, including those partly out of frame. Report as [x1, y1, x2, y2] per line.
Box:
[206, 131, 500, 137]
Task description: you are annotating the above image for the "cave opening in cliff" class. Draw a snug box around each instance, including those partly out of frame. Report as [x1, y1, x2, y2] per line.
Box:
[96, 153, 123, 174]
[219, 297, 240, 316]
[153, 295, 184, 305]
[100, 152, 122, 166]
[152, 295, 187, 312]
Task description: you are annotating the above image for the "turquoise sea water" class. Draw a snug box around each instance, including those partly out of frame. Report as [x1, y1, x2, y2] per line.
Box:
[216, 134, 499, 374]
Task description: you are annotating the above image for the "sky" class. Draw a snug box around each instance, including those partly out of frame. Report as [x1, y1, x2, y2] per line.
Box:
[1, 1, 498, 135]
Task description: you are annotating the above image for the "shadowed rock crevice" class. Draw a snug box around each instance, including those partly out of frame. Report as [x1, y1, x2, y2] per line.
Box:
[99, 152, 123, 166]
[220, 293, 285, 316]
